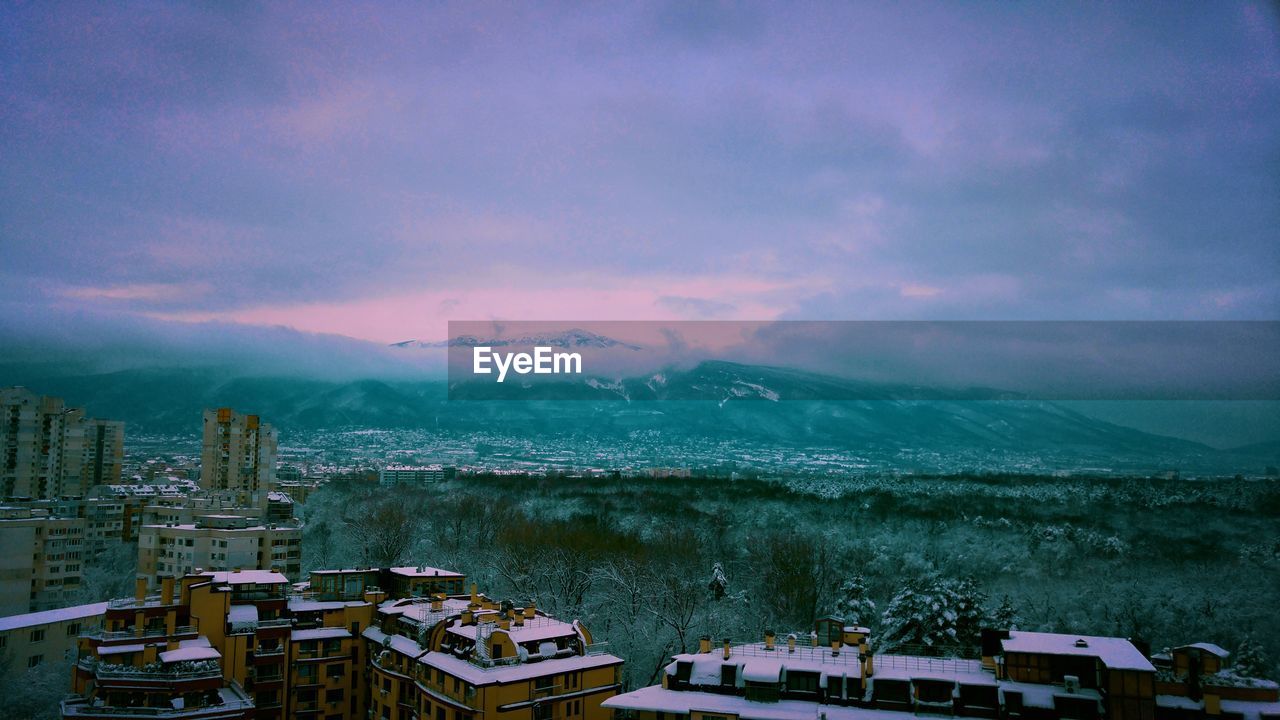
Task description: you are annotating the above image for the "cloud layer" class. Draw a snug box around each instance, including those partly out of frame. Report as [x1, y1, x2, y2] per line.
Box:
[2, 2, 1277, 345]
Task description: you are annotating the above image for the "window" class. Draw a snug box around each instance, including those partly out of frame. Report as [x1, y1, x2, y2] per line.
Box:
[721, 665, 737, 686]
[327, 663, 345, 679]
[66, 623, 80, 635]
[28, 655, 43, 668]
[787, 671, 820, 694]
[30, 629, 45, 642]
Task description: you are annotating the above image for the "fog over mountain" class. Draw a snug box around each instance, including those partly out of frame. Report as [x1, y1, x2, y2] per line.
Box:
[2, 308, 1277, 455]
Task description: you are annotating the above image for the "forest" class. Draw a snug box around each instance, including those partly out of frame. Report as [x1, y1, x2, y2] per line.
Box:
[301, 472, 1280, 690]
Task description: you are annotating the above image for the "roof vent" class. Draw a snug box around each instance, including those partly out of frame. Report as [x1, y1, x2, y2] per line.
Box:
[1075, 639, 1089, 648]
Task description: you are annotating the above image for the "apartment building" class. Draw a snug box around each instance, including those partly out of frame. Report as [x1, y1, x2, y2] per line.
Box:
[307, 566, 466, 601]
[137, 515, 301, 588]
[63, 574, 255, 720]
[0, 506, 87, 614]
[200, 408, 278, 506]
[1, 387, 124, 501]
[363, 585, 624, 720]
[606, 618, 1279, 720]
[0, 600, 105, 671]
[378, 465, 453, 487]
[56, 566, 621, 720]
[5, 496, 127, 556]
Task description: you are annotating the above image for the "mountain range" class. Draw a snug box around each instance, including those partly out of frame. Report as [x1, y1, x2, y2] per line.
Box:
[3, 360, 1275, 474]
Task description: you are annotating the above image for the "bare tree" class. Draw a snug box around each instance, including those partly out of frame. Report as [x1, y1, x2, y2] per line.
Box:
[344, 495, 419, 567]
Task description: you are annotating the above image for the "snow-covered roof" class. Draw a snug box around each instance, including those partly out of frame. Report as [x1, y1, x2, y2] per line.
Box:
[999, 680, 1102, 710]
[365, 627, 428, 660]
[389, 565, 463, 578]
[292, 627, 352, 641]
[0, 601, 106, 632]
[1220, 698, 1280, 720]
[288, 598, 368, 612]
[98, 643, 147, 655]
[417, 645, 621, 686]
[743, 659, 784, 683]
[198, 569, 289, 585]
[1001, 631, 1155, 671]
[606, 687, 931, 720]
[447, 615, 575, 644]
[160, 645, 221, 663]
[666, 644, 867, 684]
[228, 604, 258, 631]
[382, 597, 472, 621]
[1177, 643, 1230, 658]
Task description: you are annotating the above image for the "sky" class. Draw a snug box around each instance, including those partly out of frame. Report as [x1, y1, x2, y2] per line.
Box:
[2, 1, 1278, 347]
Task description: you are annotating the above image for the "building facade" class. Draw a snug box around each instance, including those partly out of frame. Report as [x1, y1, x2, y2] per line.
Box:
[0, 506, 87, 614]
[200, 408, 278, 505]
[0, 600, 105, 671]
[137, 515, 301, 589]
[379, 465, 452, 487]
[1, 387, 124, 501]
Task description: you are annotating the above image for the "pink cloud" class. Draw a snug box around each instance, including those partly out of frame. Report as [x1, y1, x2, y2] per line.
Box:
[146, 272, 826, 344]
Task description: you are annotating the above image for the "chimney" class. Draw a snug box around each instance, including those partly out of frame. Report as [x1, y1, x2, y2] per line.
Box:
[764, 630, 776, 651]
[461, 609, 474, 625]
[514, 613, 525, 627]
[788, 634, 796, 653]
[698, 635, 711, 654]
[470, 583, 478, 603]
[863, 648, 875, 678]
[160, 576, 174, 605]
[831, 639, 841, 657]
[722, 638, 731, 660]
[498, 617, 510, 631]
[135, 577, 147, 602]
[523, 602, 536, 618]
[431, 596, 443, 611]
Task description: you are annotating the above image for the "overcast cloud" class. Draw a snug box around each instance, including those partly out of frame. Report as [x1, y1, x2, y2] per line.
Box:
[2, 1, 1277, 347]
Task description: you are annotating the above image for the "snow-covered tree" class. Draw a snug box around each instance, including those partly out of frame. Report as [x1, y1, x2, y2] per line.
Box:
[708, 562, 729, 600]
[1233, 635, 1272, 680]
[878, 575, 988, 654]
[832, 575, 877, 627]
[991, 594, 1018, 630]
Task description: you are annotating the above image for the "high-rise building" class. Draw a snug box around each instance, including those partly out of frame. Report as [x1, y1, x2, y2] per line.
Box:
[79, 418, 124, 490]
[199, 408, 278, 505]
[0, 506, 86, 614]
[1, 387, 124, 500]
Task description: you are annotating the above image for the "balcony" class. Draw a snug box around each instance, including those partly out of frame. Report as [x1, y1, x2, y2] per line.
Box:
[61, 684, 253, 719]
[78, 657, 224, 687]
[88, 625, 198, 641]
[108, 595, 178, 609]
